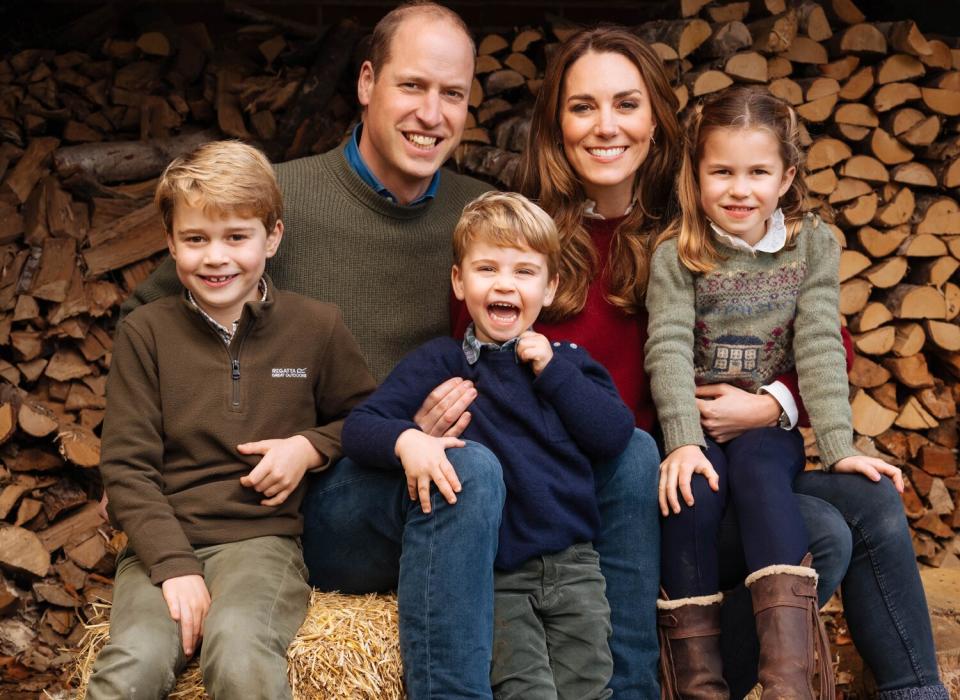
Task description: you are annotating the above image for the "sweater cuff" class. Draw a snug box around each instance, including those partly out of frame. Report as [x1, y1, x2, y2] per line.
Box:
[296, 429, 340, 471]
[661, 419, 707, 456]
[817, 429, 859, 470]
[149, 554, 204, 585]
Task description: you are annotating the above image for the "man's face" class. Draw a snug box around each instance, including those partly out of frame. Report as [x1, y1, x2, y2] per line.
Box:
[357, 17, 474, 205]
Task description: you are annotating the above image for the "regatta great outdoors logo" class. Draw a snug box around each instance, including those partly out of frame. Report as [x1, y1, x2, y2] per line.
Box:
[271, 368, 308, 378]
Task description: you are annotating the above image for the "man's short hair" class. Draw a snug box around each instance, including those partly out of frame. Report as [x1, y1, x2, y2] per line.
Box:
[155, 140, 282, 234]
[368, 1, 475, 74]
[453, 191, 560, 278]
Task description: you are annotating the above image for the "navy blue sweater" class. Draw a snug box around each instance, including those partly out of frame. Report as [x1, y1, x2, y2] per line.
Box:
[342, 336, 635, 571]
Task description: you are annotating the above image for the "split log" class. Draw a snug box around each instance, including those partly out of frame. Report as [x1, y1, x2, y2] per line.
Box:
[851, 388, 897, 435]
[0, 526, 50, 578]
[885, 284, 947, 319]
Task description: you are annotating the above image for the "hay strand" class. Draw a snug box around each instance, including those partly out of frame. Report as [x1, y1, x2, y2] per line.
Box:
[69, 591, 404, 700]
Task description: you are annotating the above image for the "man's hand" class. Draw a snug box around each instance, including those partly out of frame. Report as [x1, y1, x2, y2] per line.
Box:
[395, 429, 464, 513]
[833, 455, 904, 493]
[658, 444, 720, 516]
[238, 435, 323, 506]
[696, 384, 780, 443]
[161, 574, 210, 657]
[414, 377, 477, 437]
[516, 331, 554, 376]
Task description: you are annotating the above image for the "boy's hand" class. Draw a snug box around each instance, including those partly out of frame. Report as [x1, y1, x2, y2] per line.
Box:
[414, 377, 476, 438]
[833, 455, 904, 493]
[658, 444, 720, 517]
[516, 331, 553, 376]
[395, 429, 464, 513]
[238, 435, 322, 506]
[161, 574, 210, 657]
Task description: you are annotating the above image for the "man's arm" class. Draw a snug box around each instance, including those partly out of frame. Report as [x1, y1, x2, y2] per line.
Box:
[119, 255, 182, 318]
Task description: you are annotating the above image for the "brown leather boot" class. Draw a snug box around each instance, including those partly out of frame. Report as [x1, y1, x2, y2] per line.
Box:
[657, 592, 729, 700]
[745, 553, 835, 700]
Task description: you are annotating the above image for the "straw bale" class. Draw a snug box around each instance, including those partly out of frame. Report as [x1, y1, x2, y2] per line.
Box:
[69, 592, 404, 699]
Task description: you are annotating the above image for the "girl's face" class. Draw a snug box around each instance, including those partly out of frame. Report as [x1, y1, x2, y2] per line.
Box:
[560, 51, 656, 216]
[697, 127, 796, 246]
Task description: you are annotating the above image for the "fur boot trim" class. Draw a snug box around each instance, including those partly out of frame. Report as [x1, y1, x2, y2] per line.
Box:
[657, 592, 723, 610]
[745, 562, 818, 588]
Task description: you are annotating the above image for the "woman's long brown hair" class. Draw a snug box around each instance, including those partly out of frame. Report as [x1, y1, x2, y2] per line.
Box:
[516, 26, 681, 321]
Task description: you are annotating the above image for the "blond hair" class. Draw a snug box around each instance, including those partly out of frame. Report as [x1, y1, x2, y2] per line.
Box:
[658, 85, 807, 273]
[515, 26, 682, 321]
[453, 191, 560, 278]
[368, 1, 474, 73]
[155, 140, 282, 234]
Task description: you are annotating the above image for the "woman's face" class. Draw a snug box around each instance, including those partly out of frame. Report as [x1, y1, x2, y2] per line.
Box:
[560, 51, 657, 213]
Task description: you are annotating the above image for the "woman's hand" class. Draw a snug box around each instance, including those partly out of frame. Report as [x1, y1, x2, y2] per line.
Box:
[833, 455, 904, 493]
[658, 444, 719, 516]
[696, 384, 780, 443]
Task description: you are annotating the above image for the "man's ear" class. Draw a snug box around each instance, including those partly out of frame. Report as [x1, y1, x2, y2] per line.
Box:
[451, 264, 466, 301]
[357, 61, 376, 107]
[265, 220, 284, 258]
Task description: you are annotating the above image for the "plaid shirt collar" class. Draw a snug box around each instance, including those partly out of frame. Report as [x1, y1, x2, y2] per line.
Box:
[461, 323, 523, 365]
[186, 277, 268, 345]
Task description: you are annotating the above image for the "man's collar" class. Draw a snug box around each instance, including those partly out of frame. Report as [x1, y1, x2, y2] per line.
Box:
[462, 323, 522, 365]
[344, 123, 440, 205]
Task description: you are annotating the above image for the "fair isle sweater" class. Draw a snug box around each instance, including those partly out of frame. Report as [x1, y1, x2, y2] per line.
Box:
[341, 337, 635, 571]
[645, 214, 857, 467]
[122, 147, 493, 382]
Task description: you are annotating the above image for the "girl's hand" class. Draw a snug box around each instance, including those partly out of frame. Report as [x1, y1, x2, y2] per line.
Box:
[695, 384, 780, 442]
[395, 429, 465, 513]
[658, 444, 720, 516]
[516, 331, 554, 376]
[832, 455, 904, 493]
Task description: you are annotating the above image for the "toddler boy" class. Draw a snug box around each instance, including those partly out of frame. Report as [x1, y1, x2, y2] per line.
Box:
[88, 141, 375, 699]
[342, 191, 634, 699]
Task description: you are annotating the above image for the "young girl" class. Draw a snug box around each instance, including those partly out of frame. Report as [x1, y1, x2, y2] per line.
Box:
[645, 85, 903, 699]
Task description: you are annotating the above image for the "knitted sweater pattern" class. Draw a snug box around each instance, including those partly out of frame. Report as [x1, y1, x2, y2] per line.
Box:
[123, 147, 493, 383]
[101, 282, 376, 584]
[341, 337, 635, 571]
[645, 214, 857, 466]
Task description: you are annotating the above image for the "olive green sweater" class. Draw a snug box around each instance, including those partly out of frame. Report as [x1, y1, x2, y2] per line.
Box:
[123, 147, 493, 382]
[645, 214, 858, 467]
[102, 281, 376, 584]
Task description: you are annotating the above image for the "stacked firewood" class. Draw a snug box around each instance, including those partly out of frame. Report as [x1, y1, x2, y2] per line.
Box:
[0, 0, 956, 695]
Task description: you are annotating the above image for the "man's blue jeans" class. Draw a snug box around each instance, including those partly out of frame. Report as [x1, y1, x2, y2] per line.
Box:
[301, 441, 505, 700]
[720, 472, 947, 699]
[301, 430, 661, 699]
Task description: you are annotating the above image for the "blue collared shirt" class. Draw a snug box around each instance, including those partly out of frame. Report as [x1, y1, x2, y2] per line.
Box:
[461, 323, 522, 365]
[344, 124, 440, 205]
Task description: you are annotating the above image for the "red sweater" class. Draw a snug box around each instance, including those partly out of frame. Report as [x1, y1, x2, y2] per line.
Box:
[451, 216, 853, 432]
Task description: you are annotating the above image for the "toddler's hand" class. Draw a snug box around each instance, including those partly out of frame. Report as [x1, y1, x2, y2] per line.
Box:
[658, 444, 720, 517]
[832, 455, 904, 493]
[395, 429, 464, 513]
[238, 435, 323, 506]
[517, 331, 554, 376]
[161, 574, 210, 657]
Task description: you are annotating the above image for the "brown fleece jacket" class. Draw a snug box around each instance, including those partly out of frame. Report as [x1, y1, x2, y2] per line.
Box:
[100, 279, 376, 584]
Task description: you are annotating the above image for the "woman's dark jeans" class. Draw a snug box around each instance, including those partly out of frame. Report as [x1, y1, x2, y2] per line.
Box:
[720, 471, 946, 698]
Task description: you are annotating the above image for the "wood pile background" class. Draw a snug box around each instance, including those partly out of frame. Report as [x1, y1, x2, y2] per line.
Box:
[0, 0, 956, 696]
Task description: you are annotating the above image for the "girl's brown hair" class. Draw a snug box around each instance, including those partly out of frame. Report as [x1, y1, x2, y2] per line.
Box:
[515, 26, 681, 321]
[659, 85, 808, 274]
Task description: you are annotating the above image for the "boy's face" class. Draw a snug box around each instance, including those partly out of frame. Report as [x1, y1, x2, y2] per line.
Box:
[451, 240, 558, 344]
[167, 199, 283, 327]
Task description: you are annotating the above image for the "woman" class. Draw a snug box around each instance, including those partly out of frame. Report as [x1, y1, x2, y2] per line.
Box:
[510, 25, 946, 700]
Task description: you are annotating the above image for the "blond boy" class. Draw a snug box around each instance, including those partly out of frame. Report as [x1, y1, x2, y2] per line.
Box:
[341, 192, 635, 699]
[88, 141, 375, 699]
